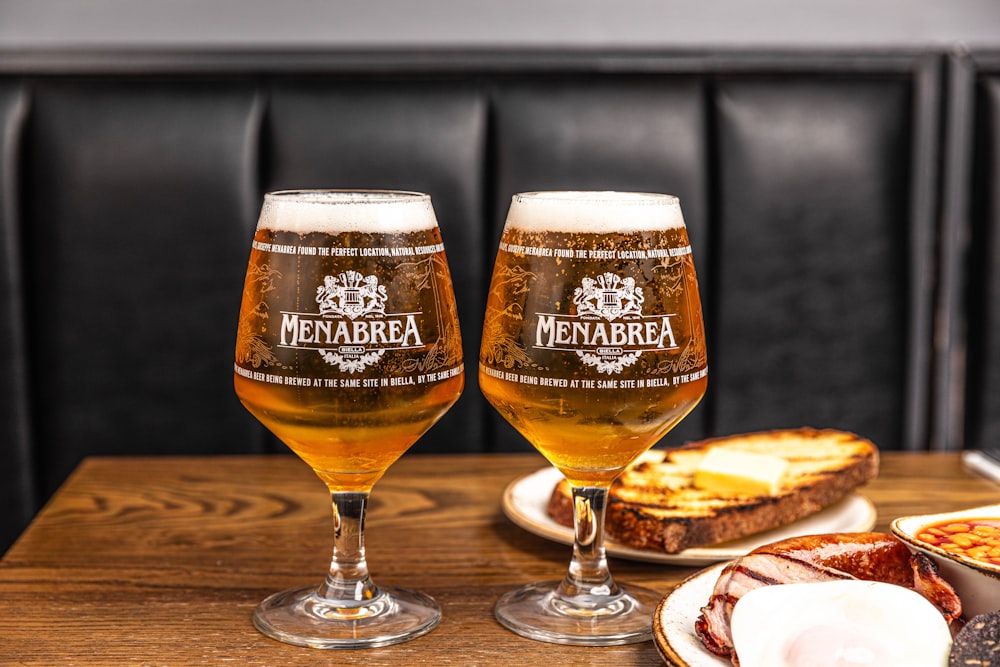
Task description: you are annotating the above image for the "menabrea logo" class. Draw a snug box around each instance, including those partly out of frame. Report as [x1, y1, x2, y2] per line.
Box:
[535, 272, 678, 374]
[574, 273, 644, 320]
[279, 270, 423, 373]
[316, 270, 388, 319]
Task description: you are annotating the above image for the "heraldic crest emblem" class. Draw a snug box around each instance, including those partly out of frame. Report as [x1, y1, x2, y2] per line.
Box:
[571, 272, 645, 374]
[314, 270, 389, 372]
[316, 270, 388, 320]
[573, 272, 644, 321]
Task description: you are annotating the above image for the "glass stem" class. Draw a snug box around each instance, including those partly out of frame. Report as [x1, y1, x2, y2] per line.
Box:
[557, 485, 620, 608]
[316, 491, 380, 606]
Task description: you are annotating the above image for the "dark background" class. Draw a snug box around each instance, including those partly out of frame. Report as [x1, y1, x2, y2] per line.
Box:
[1, 0, 999, 552]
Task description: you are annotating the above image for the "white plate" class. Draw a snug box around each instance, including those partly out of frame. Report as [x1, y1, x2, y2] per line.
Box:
[500, 467, 878, 566]
[653, 563, 730, 667]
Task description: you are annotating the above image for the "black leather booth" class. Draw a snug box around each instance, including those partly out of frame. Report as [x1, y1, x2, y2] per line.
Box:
[968, 57, 1000, 462]
[0, 49, 996, 551]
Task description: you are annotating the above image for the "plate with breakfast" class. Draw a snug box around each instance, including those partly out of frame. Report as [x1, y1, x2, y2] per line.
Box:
[502, 428, 879, 565]
[654, 531, 967, 667]
[653, 562, 729, 666]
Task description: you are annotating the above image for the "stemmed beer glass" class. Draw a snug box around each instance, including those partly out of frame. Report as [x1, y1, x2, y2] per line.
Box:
[234, 190, 464, 648]
[480, 191, 708, 645]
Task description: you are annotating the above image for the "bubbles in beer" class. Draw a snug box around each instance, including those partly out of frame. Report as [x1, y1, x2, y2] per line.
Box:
[505, 191, 685, 234]
[258, 190, 439, 234]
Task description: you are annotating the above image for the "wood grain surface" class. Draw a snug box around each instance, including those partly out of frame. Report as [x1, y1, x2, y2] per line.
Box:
[1, 451, 997, 666]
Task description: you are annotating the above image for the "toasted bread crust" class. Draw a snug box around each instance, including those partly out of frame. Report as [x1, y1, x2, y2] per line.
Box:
[547, 428, 879, 553]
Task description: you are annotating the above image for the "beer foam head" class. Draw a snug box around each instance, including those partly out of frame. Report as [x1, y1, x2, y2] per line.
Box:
[258, 190, 438, 233]
[505, 191, 685, 233]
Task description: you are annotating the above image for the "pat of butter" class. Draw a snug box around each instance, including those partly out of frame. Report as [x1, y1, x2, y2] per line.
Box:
[694, 448, 789, 495]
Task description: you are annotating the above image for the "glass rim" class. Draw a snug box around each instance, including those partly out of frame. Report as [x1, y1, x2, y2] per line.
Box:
[512, 191, 680, 206]
[264, 189, 431, 204]
[505, 190, 685, 233]
[257, 189, 438, 233]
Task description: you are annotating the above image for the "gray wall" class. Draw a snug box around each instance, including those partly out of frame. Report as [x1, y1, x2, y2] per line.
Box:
[1, 0, 999, 51]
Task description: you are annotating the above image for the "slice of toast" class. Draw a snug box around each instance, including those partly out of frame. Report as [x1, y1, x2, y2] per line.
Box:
[547, 428, 879, 553]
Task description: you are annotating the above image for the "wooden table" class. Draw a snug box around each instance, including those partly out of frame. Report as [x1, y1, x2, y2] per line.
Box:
[1, 452, 998, 666]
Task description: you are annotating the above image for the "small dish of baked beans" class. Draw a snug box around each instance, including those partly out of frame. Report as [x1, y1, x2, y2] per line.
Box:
[916, 519, 1000, 566]
[892, 504, 1000, 620]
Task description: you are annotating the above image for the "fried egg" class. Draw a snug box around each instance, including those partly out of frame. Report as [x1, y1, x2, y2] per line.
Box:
[729, 579, 952, 667]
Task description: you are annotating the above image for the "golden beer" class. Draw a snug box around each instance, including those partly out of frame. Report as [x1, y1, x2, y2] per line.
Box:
[481, 191, 707, 646]
[480, 213, 707, 487]
[233, 190, 463, 649]
[234, 224, 463, 490]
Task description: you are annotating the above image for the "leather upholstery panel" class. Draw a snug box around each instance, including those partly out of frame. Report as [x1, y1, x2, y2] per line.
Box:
[967, 76, 1000, 450]
[0, 83, 34, 549]
[24, 80, 267, 496]
[713, 77, 914, 450]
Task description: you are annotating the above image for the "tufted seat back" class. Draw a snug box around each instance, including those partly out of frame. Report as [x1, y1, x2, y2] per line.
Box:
[0, 51, 995, 550]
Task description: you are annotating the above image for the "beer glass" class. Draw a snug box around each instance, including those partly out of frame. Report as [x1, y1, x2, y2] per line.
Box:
[480, 191, 708, 645]
[234, 190, 464, 648]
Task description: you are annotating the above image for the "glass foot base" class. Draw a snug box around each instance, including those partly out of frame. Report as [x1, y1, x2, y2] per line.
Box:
[253, 583, 441, 649]
[495, 580, 659, 646]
